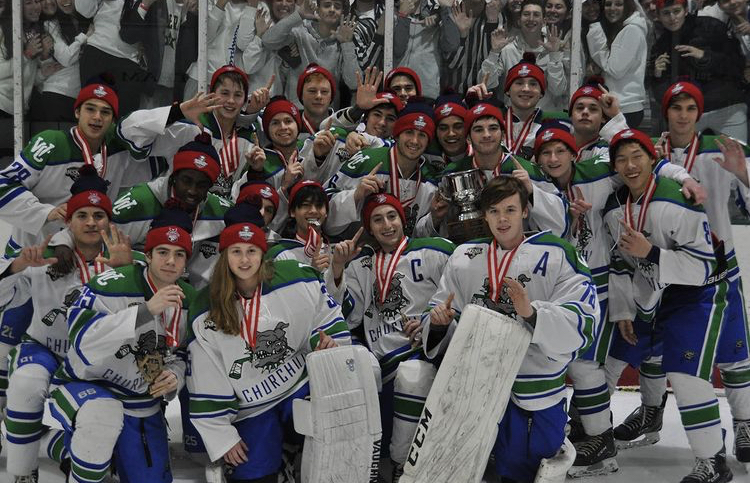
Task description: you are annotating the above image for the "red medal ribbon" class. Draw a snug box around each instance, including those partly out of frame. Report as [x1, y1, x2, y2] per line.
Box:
[72, 127, 107, 177]
[505, 108, 538, 155]
[389, 148, 421, 207]
[375, 236, 408, 305]
[72, 248, 105, 285]
[301, 113, 317, 136]
[217, 120, 240, 178]
[624, 174, 657, 232]
[666, 133, 699, 174]
[272, 148, 298, 167]
[145, 271, 182, 348]
[487, 238, 523, 303]
[239, 285, 262, 349]
[298, 225, 321, 259]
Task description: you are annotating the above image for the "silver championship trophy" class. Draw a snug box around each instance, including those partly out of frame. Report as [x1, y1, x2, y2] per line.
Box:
[439, 169, 489, 244]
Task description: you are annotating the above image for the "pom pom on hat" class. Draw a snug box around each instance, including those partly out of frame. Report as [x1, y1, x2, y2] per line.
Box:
[66, 165, 112, 221]
[144, 200, 194, 257]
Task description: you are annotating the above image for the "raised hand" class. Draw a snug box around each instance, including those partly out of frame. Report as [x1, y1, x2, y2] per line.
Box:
[146, 285, 185, 316]
[503, 277, 533, 318]
[255, 8, 272, 37]
[653, 52, 670, 78]
[244, 145, 267, 172]
[451, 1, 473, 37]
[9, 234, 59, 274]
[96, 224, 133, 268]
[281, 161, 305, 191]
[466, 72, 493, 100]
[313, 128, 337, 159]
[345, 132, 368, 156]
[310, 236, 331, 272]
[674, 44, 704, 60]
[399, 0, 419, 16]
[569, 187, 592, 220]
[542, 24, 562, 53]
[355, 66, 386, 111]
[490, 26, 511, 53]
[353, 162, 384, 203]
[47, 203, 67, 223]
[298, 0, 318, 20]
[597, 83, 621, 119]
[511, 157, 533, 194]
[247, 75, 275, 113]
[180, 92, 223, 131]
[315, 329, 338, 350]
[714, 135, 749, 187]
[618, 219, 652, 258]
[331, 227, 364, 282]
[430, 293, 456, 326]
[336, 14, 356, 43]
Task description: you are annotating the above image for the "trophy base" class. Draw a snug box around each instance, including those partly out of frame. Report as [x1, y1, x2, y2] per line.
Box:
[446, 218, 490, 245]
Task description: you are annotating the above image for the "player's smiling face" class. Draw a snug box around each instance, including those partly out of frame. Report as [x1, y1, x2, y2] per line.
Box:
[369, 205, 404, 252]
[537, 141, 575, 185]
[56, 0, 74, 14]
[171, 169, 213, 210]
[509, 78, 542, 112]
[75, 99, 114, 144]
[469, 117, 504, 156]
[147, 245, 187, 286]
[396, 129, 429, 162]
[613, 142, 655, 196]
[484, 193, 528, 249]
[520, 4, 543, 34]
[389, 75, 418, 104]
[365, 105, 397, 139]
[436, 116, 467, 157]
[666, 97, 699, 137]
[291, 200, 327, 236]
[67, 206, 109, 248]
[227, 243, 264, 282]
[301, 77, 333, 118]
[213, 78, 246, 122]
[268, 113, 299, 148]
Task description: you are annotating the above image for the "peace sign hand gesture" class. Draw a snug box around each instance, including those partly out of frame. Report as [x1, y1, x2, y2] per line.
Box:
[95, 224, 133, 268]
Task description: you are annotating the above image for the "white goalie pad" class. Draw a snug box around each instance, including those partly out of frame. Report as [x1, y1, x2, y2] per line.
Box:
[391, 360, 438, 464]
[400, 304, 532, 483]
[293, 345, 382, 483]
[535, 438, 576, 483]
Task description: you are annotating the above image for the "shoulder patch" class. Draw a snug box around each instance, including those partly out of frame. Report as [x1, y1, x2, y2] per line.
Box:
[112, 183, 161, 222]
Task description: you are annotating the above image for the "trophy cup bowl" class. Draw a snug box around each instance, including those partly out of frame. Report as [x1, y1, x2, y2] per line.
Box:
[439, 169, 489, 243]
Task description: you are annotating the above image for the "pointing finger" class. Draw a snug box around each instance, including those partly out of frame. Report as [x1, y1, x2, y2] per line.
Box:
[351, 226, 365, 245]
[597, 83, 609, 95]
[444, 292, 455, 310]
[265, 74, 275, 90]
[368, 162, 383, 176]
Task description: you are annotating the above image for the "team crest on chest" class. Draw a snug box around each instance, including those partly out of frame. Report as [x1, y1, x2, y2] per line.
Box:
[575, 216, 593, 252]
[199, 243, 217, 259]
[115, 330, 170, 384]
[373, 272, 409, 318]
[46, 265, 66, 281]
[471, 273, 531, 317]
[229, 322, 294, 377]
[465, 247, 484, 259]
[360, 255, 373, 270]
[41, 288, 81, 326]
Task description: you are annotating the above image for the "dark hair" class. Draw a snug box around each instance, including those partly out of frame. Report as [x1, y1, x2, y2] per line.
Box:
[290, 185, 328, 212]
[211, 71, 247, 96]
[601, 0, 637, 46]
[608, 139, 654, 172]
[521, 0, 545, 12]
[480, 176, 530, 212]
[55, 8, 90, 45]
[1, 2, 44, 61]
[543, 0, 572, 36]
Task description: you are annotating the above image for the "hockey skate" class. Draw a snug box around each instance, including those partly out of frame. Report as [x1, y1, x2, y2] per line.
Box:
[13, 469, 38, 483]
[733, 419, 750, 472]
[567, 429, 618, 478]
[565, 417, 586, 445]
[679, 451, 733, 483]
[613, 393, 667, 450]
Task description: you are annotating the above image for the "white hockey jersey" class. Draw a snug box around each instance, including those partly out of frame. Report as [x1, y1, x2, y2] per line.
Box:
[186, 260, 351, 462]
[603, 177, 718, 322]
[58, 264, 196, 417]
[341, 237, 455, 383]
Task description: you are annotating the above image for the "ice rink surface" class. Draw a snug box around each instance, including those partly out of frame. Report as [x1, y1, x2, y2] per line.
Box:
[0, 390, 748, 483]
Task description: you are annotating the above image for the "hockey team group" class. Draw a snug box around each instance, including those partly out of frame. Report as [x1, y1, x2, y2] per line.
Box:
[0, 54, 748, 483]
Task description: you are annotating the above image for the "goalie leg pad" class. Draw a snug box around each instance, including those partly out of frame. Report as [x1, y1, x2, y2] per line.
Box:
[295, 345, 382, 483]
[390, 360, 437, 465]
[494, 399, 568, 483]
[400, 304, 532, 483]
[534, 437, 576, 483]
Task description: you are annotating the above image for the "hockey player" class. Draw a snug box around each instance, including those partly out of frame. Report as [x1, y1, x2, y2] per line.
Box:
[100, 135, 231, 289]
[529, 124, 702, 477]
[300, 88, 403, 184]
[423, 175, 599, 482]
[118, 65, 272, 199]
[235, 180, 283, 243]
[603, 128, 732, 483]
[296, 63, 337, 139]
[329, 193, 455, 480]
[0, 168, 135, 483]
[187, 202, 350, 483]
[609, 82, 750, 470]
[426, 93, 469, 172]
[568, 79, 629, 162]
[418, 103, 569, 239]
[384, 67, 422, 105]
[324, 99, 441, 236]
[48, 207, 198, 483]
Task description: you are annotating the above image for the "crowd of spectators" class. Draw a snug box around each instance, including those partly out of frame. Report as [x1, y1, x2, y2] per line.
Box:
[0, 0, 748, 147]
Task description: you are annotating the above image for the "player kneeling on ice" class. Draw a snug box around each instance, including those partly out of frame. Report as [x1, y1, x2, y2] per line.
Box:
[48, 206, 198, 483]
[186, 202, 352, 483]
[421, 176, 600, 483]
[0, 167, 136, 483]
